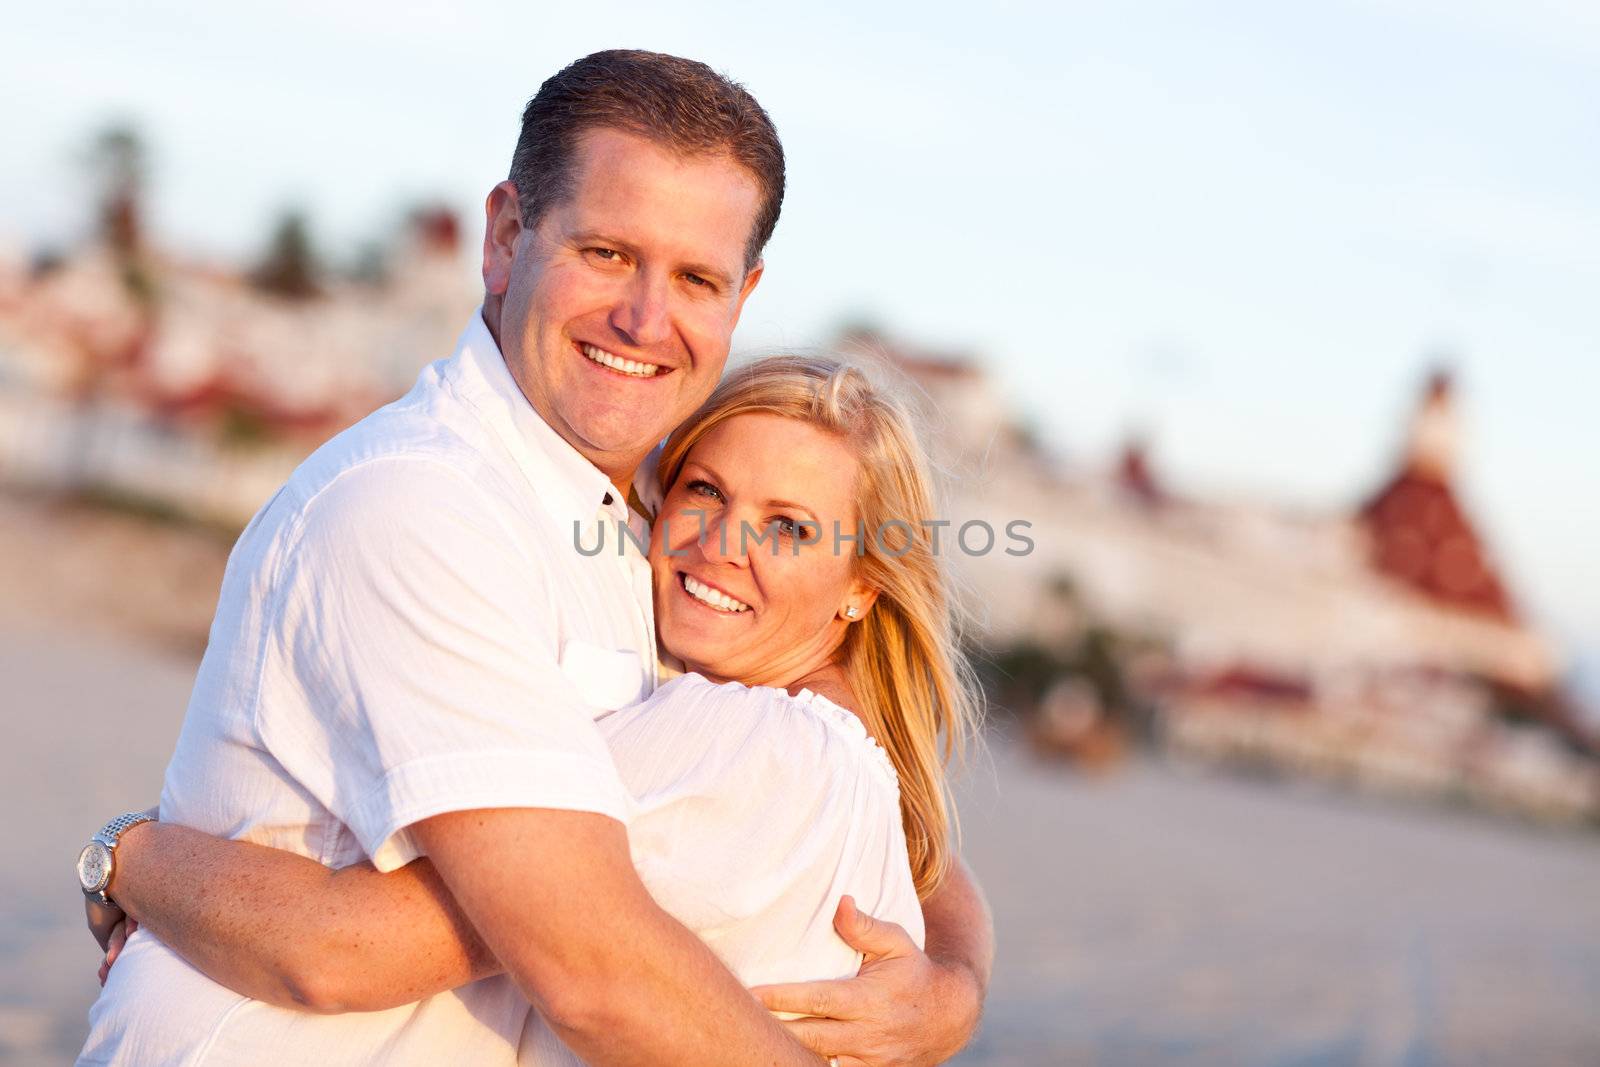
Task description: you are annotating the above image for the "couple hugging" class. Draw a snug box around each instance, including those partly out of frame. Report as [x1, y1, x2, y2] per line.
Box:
[76, 49, 993, 1066]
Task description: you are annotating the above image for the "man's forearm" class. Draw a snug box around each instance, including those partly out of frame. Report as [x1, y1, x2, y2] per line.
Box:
[921, 857, 994, 1038]
[559, 879, 816, 1066]
[417, 807, 818, 1067]
[107, 821, 496, 1011]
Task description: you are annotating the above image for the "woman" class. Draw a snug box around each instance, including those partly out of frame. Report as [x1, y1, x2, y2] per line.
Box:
[93, 355, 981, 1060]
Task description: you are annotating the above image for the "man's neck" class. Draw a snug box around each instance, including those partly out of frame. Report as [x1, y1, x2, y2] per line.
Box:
[480, 298, 641, 501]
[481, 293, 505, 353]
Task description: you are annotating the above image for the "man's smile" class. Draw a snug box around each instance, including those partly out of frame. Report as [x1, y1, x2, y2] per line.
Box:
[578, 341, 671, 379]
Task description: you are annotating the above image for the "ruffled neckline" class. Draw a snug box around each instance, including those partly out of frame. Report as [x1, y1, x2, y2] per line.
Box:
[662, 673, 900, 786]
[789, 687, 900, 786]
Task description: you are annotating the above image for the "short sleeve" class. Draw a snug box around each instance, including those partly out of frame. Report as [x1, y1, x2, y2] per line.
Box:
[256, 457, 631, 871]
[606, 678, 923, 986]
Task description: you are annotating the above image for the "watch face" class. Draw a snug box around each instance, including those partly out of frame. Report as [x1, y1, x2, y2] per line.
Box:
[77, 840, 112, 893]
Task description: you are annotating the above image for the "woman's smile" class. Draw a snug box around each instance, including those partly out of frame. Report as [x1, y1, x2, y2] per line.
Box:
[676, 570, 753, 614]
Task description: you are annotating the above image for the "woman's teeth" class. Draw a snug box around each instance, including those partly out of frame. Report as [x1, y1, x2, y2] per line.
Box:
[583, 343, 662, 378]
[683, 574, 750, 613]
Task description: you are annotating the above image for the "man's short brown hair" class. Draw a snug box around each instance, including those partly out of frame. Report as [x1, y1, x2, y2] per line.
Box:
[509, 50, 785, 273]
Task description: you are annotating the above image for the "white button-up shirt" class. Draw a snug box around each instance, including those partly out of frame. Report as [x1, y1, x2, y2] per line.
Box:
[81, 311, 657, 1066]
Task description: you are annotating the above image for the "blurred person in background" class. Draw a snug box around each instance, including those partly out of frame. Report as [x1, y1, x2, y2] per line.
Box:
[73, 49, 991, 1067]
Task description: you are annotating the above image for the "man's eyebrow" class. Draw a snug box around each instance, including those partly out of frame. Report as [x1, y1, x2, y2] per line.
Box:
[568, 232, 735, 288]
[679, 260, 735, 288]
[568, 230, 638, 253]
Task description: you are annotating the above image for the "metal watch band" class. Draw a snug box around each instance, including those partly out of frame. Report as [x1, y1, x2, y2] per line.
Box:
[80, 809, 158, 906]
[94, 810, 158, 846]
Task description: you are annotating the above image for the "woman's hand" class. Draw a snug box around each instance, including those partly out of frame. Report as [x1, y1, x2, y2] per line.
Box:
[97, 916, 139, 986]
[751, 896, 984, 1067]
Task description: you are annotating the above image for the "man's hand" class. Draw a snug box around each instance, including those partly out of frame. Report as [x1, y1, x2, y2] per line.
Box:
[751, 896, 984, 1066]
[97, 917, 138, 986]
[86, 898, 125, 954]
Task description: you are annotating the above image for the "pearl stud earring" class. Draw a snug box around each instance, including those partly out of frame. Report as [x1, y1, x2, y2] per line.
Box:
[844, 606, 859, 619]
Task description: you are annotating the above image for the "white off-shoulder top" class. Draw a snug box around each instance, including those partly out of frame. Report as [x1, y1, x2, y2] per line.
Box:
[519, 672, 924, 1064]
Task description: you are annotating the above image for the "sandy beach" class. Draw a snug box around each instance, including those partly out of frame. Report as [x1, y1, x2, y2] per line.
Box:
[3, 493, 1598, 1066]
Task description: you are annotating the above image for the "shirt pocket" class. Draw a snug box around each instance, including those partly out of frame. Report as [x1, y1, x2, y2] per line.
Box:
[558, 639, 649, 715]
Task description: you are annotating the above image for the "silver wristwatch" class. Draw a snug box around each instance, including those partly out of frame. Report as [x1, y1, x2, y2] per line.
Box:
[77, 810, 158, 906]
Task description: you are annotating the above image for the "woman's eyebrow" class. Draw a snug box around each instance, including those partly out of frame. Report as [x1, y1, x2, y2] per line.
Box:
[683, 462, 816, 517]
[684, 459, 724, 484]
[764, 498, 818, 519]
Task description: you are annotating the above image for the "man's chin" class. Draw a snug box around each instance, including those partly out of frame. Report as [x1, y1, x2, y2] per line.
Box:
[570, 415, 676, 460]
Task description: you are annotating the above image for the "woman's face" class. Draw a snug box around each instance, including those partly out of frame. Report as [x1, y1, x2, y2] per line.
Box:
[649, 412, 875, 688]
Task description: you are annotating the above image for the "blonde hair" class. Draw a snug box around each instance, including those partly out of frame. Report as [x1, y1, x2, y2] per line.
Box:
[658, 354, 983, 898]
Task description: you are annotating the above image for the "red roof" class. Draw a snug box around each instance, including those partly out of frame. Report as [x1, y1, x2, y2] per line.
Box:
[1357, 370, 1516, 622]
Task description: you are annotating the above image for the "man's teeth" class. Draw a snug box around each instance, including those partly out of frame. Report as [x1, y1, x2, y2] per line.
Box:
[683, 574, 751, 613]
[582, 343, 662, 378]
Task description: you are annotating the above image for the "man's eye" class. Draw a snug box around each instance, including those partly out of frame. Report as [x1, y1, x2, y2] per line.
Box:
[683, 273, 710, 288]
[589, 248, 621, 262]
[773, 516, 799, 537]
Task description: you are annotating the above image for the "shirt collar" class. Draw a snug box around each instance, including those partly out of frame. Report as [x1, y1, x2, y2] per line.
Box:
[632, 442, 667, 520]
[447, 308, 621, 529]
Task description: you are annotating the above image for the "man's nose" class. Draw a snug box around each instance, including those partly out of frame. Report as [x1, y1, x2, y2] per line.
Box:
[609, 271, 672, 348]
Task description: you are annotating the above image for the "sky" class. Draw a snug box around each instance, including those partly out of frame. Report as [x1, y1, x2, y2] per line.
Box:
[5, 0, 1598, 662]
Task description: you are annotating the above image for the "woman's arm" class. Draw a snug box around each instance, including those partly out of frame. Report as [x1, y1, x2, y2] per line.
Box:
[98, 821, 500, 1012]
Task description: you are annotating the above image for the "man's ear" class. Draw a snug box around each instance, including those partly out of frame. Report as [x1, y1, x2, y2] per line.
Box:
[729, 258, 764, 329]
[482, 181, 523, 296]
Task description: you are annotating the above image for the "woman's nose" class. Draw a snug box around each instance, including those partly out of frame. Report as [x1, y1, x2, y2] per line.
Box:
[699, 514, 750, 567]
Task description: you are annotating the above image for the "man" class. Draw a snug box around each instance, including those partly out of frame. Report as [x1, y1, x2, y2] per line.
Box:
[77, 50, 991, 1065]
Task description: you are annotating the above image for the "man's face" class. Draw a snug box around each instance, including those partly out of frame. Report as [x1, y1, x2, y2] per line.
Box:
[486, 127, 765, 477]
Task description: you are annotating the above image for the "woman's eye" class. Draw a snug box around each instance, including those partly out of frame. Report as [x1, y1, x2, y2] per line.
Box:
[686, 479, 723, 502]
[773, 516, 799, 537]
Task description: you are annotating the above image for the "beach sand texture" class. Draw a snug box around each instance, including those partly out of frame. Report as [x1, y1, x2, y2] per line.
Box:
[3, 493, 1598, 1066]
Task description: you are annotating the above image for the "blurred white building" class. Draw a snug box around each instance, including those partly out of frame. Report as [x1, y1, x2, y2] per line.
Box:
[0, 207, 477, 524]
[847, 328, 1598, 822]
[1, 231, 1592, 821]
